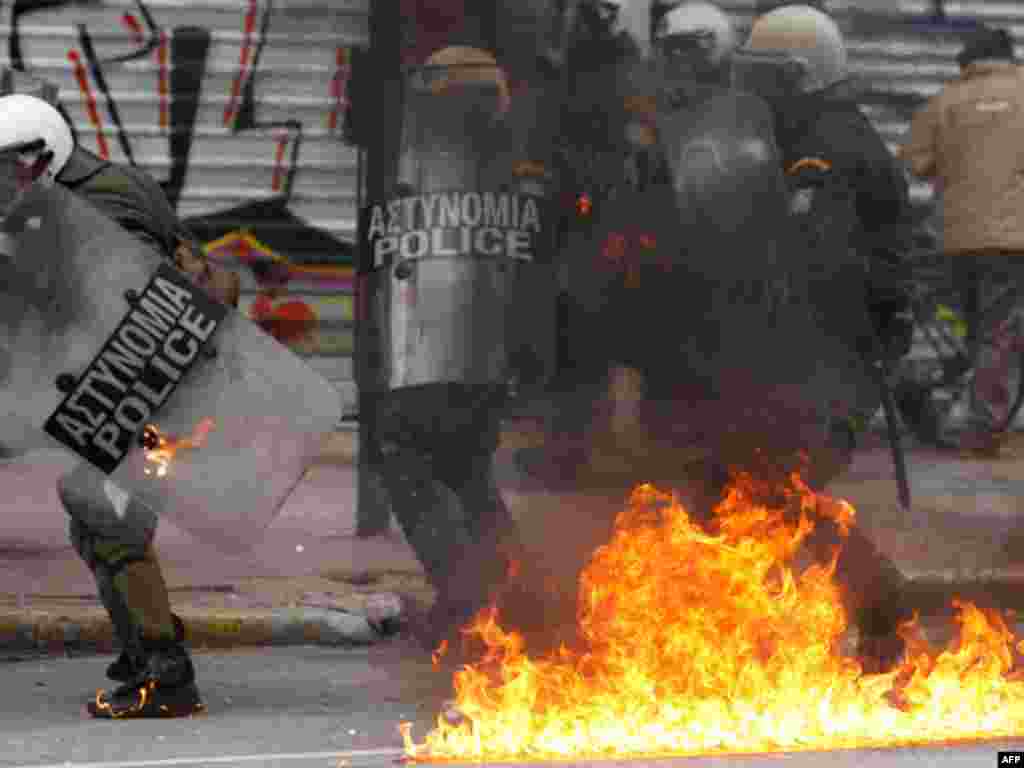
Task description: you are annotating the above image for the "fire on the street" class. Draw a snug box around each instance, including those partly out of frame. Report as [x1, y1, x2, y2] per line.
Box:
[141, 418, 215, 477]
[401, 474, 1024, 761]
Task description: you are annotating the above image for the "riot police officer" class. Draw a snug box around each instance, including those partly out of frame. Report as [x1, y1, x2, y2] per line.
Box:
[363, 45, 537, 658]
[732, 5, 916, 671]
[546, 3, 916, 672]
[744, 5, 915, 367]
[0, 93, 237, 717]
[559, 0, 743, 477]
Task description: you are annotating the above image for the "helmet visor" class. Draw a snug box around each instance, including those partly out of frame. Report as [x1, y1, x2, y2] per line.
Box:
[731, 48, 808, 101]
[0, 141, 50, 214]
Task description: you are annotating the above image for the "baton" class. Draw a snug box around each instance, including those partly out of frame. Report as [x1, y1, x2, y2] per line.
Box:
[868, 347, 912, 514]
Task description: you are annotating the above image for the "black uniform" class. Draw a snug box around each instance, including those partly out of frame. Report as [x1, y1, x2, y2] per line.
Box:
[736, 86, 916, 670]
[774, 88, 916, 358]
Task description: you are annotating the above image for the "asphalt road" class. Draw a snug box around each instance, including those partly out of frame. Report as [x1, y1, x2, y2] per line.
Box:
[0, 646, 435, 768]
[3, 645, 1024, 768]
[8, 433, 1024, 767]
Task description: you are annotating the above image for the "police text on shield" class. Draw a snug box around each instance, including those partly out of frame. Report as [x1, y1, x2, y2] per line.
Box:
[43, 263, 224, 475]
[367, 191, 543, 268]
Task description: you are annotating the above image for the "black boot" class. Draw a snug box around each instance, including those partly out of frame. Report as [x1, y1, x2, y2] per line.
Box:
[88, 641, 203, 719]
[106, 613, 186, 683]
[713, 454, 912, 674]
[809, 519, 911, 673]
[857, 602, 910, 675]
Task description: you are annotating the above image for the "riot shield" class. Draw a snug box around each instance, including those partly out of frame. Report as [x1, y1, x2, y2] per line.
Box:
[0, 183, 341, 552]
[631, 83, 792, 398]
[656, 86, 790, 278]
[602, 76, 877, 461]
[357, 63, 557, 397]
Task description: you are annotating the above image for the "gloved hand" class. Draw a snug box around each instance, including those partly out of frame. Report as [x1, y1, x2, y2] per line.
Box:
[869, 296, 914, 360]
[174, 236, 241, 308]
[866, 251, 914, 360]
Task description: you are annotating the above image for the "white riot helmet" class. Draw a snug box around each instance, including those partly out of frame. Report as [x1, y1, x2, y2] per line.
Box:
[0, 94, 74, 181]
[745, 5, 847, 93]
[655, 1, 737, 67]
[424, 46, 511, 116]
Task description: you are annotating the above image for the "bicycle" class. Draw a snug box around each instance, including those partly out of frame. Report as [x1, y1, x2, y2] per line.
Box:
[895, 247, 1024, 447]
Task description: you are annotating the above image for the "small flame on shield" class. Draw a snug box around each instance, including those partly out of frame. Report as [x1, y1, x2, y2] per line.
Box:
[142, 418, 215, 478]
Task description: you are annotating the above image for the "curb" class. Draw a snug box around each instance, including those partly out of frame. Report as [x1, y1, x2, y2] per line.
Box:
[0, 606, 389, 656]
[4, 575, 1024, 658]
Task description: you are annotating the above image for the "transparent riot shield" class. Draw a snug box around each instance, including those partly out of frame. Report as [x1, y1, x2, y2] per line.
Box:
[357, 62, 557, 397]
[629, 75, 876, 453]
[0, 183, 341, 552]
[627, 82, 791, 397]
[656, 86, 790, 279]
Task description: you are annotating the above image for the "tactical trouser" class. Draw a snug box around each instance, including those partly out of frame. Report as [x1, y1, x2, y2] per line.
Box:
[370, 383, 525, 649]
[58, 463, 182, 672]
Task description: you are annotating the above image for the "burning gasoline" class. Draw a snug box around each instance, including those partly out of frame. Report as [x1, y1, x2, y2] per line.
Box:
[403, 478, 1024, 762]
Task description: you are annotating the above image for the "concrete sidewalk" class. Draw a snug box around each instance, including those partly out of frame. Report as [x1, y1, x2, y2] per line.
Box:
[0, 430, 427, 653]
[3, 426, 1024, 655]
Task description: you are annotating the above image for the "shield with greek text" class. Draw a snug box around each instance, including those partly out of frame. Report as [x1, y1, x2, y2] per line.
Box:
[0, 184, 341, 552]
[356, 63, 558, 397]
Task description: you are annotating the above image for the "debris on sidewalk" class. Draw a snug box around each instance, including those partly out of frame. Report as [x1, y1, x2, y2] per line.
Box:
[0, 571, 430, 656]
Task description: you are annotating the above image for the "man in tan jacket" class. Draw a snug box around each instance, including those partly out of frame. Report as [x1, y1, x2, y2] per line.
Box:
[903, 26, 1024, 456]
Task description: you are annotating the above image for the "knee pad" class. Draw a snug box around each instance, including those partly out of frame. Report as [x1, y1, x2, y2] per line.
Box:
[70, 520, 150, 607]
[59, 469, 157, 553]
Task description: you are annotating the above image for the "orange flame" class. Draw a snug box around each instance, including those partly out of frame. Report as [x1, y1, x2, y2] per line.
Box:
[142, 418, 216, 478]
[402, 475, 1024, 760]
[94, 681, 153, 719]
